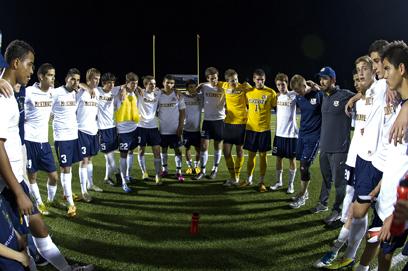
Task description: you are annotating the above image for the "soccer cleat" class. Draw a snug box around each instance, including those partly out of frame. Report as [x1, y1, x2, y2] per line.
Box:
[239, 180, 253, 188]
[176, 173, 185, 183]
[155, 176, 163, 185]
[207, 169, 217, 179]
[287, 183, 295, 194]
[81, 192, 92, 203]
[104, 178, 115, 186]
[160, 170, 169, 178]
[291, 190, 309, 201]
[289, 196, 306, 209]
[37, 203, 50, 216]
[259, 183, 267, 193]
[269, 182, 283, 191]
[194, 166, 201, 175]
[193, 172, 205, 180]
[71, 264, 95, 271]
[314, 251, 338, 268]
[67, 205, 77, 217]
[185, 167, 193, 175]
[122, 183, 132, 193]
[88, 184, 103, 192]
[325, 257, 354, 270]
[142, 172, 149, 181]
[311, 203, 329, 214]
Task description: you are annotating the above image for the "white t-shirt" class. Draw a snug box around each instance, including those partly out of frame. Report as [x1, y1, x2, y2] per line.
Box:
[376, 104, 408, 222]
[201, 84, 225, 121]
[158, 91, 186, 135]
[97, 87, 116, 130]
[114, 88, 138, 134]
[24, 83, 53, 143]
[183, 93, 202, 132]
[76, 88, 98, 135]
[275, 91, 298, 138]
[0, 86, 23, 192]
[356, 79, 387, 161]
[52, 86, 79, 141]
[137, 88, 160, 129]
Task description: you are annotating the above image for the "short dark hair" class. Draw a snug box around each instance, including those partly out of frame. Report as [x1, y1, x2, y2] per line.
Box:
[224, 69, 237, 80]
[368, 39, 389, 56]
[205, 67, 219, 78]
[4, 40, 35, 65]
[101, 72, 116, 84]
[185, 79, 197, 88]
[382, 41, 408, 70]
[253, 69, 265, 77]
[143, 75, 155, 86]
[37, 63, 54, 78]
[126, 72, 139, 82]
[275, 73, 288, 83]
[163, 74, 175, 81]
[66, 68, 80, 79]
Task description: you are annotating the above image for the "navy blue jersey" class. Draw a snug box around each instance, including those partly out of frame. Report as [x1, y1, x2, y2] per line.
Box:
[14, 86, 25, 144]
[295, 90, 323, 139]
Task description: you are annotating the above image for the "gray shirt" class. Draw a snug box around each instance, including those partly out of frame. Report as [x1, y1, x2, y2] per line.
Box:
[320, 87, 354, 153]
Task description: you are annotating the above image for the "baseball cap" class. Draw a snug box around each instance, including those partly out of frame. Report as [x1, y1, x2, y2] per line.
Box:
[317, 66, 336, 78]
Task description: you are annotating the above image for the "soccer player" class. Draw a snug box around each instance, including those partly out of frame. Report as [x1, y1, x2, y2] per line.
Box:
[114, 72, 140, 192]
[136, 75, 162, 185]
[240, 69, 277, 192]
[24, 63, 59, 215]
[221, 69, 250, 187]
[77, 68, 102, 202]
[158, 75, 186, 182]
[288, 75, 322, 208]
[270, 73, 298, 194]
[52, 68, 82, 217]
[193, 67, 225, 180]
[182, 80, 202, 176]
[98, 72, 121, 186]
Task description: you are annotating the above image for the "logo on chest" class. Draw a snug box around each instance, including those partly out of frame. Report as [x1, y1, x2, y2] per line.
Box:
[333, 101, 339, 107]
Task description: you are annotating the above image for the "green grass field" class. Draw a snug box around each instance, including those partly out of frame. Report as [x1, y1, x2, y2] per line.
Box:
[33, 115, 404, 271]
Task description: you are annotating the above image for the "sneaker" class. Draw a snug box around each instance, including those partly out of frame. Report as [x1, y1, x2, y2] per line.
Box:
[289, 196, 306, 209]
[311, 203, 329, 214]
[325, 257, 354, 270]
[122, 183, 132, 193]
[314, 251, 338, 268]
[71, 264, 95, 271]
[37, 203, 50, 216]
[176, 173, 185, 183]
[142, 172, 149, 181]
[67, 205, 77, 217]
[81, 192, 92, 203]
[104, 178, 115, 186]
[239, 180, 253, 188]
[269, 182, 283, 191]
[155, 176, 163, 185]
[207, 169, 217, 179]
[324, 210, 341, 225]
[160, 170, 169, 178]
[185, 167, 193, 175]
[286, 183, 294, 194]
[88, 184, 103, 192]
[259, 183, 267, 193]
[192, 172, 205, 180]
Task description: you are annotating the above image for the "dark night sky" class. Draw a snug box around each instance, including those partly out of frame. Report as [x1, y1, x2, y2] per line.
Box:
[1, 0, 408, 89]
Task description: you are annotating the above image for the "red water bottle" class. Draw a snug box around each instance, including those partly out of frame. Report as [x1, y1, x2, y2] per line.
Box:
[390, 172, 408, 236]
[190, 212, 199, 235]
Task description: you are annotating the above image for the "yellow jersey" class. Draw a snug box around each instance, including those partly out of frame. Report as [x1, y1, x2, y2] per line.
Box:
[245, 86, 277, 132]
[220, 82, 252, 125]
[115, 93, 140, 123]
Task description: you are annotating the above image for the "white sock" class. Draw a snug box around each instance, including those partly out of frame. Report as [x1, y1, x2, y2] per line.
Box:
[62, 173, 74, 205]
[126, 153, 134, 177]
[104, 154, 111, 180]
[213, 149, 222, 170]
[47, 183, 57, 202]
[341, 185, 355, 223]
[108, 152, 117, 175]
[87, 163, 94, 187]
[154, 158, 161, 177]
[33, 236, 70, 271]
[120, 157, 127, 184]
[276, 170, 283, 184]
[79, 167, 88, 194]
[30, 183, 43, 205]
[187, 159, 193, 168]
[194, 160, 198, 168]
[60, 173, 66, 197]
[288, 169, 296, 186]
[248, 175, 253, 183]
[344, 216, 368, 259]
[331, 226, 350, 253]
[355, 264, 369, 271]
[138, 154, 146, 174]
[200, 151, 208, 173]
[175, 155, 182, 174]
[161, 153, 168, 172]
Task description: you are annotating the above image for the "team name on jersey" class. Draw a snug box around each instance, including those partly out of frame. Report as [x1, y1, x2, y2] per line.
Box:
[384, 105, 395, 115]
[355, 114, 366, 121]
[34, 101, 52, 107]
[248, 98, 267, 104]
[99, 95, 113, 101]
[143, 97, 157, 103]
[160, 102, 176, 108]
[60, 101, 76, 106]
[205, 92, 223, 98]
[226, 89, 242, 94]
[84, 101, 98, 106]
[185, 101, 199, 106]
[277, 101, 292, 107]
[365, 97, 374, 105]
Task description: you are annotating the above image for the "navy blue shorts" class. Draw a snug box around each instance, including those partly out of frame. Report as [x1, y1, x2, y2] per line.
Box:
[54, 139, 82, 167]
[25, 140, 57, 173]
[118, 128, 139, 152]
[223, 124, 246, 145]
[272, 135, 297, 159]
[137, 127, 161, 147]
[381, 229, 408, 255]
[201, 120, 224, 141]
[354, 155, 383, 202]
[160, 134, 183, 149]
[183, 131, 201, 148]
[243, 130, 271, 152]
[345, 165, 355, 187]
[296, 136, 319, 163]
[99, 127, 118, 153]
[78, 130, 99, 158]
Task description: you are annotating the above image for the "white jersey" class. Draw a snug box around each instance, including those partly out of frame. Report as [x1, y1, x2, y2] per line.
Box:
[201, 84, 225, 121]
[52, 86, 78, 141]
[346, 99, 371, 167]
[114, 88, 138, 134]
[356, 79, 387, 161]
[182, 93, 202, 132]
[97, 87, 116, 130]
[0, 86, 23, 192]
[275, 91, 298, 138]
[158, 91, 186, 135]
[77, 88, 99, 135]
[137, 88, 160, 128]
[24, 83, 53, 143]
[376, 104, 408, 222]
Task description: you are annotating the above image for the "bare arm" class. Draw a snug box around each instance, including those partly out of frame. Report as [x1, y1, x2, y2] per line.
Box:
[0, 79, 13, 97]
[389, 101, 408, 146]
[0, 243, 29, 267]
[177, 109, 186, 137]
[345, 93, 362, 117]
